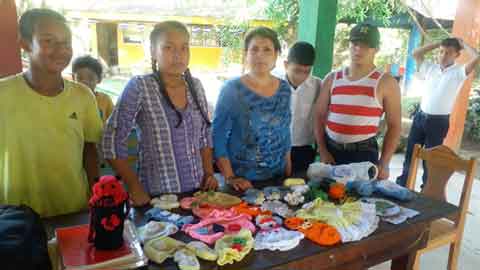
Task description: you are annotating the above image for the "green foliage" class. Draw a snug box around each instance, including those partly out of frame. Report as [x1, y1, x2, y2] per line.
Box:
[216, 23, 249, 65]
[264, 0, 299, 44]
[337, 0, 404, 25]
[465, 89, 480, 142]
[218, 0, 405, 66]
[402, 96, 421, 118]
[262, 0, 404, 45]
[332, 24, 351, 69]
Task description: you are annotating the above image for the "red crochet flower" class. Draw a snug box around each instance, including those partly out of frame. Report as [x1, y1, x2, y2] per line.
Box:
[89, 175, 128, 206]
[101, 214, 121, 231]
[231, 243, 243, 251]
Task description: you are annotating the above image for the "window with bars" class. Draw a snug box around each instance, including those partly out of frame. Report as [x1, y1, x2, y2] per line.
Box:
[188, 24, 219, 47]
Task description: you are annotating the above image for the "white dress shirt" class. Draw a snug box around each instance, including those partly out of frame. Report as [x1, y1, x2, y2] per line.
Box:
[284, 75, 322, 146]
[418, 61, 467, 115]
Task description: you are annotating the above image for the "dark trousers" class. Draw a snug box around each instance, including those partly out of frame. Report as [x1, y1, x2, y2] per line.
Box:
[291, 145, 317, 174]
[396, 111, 450, 187]
[326, 136, 379, 165]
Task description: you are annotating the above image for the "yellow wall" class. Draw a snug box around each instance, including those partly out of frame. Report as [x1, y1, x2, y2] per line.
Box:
[89, 23, 98, 58]
[115, 23, 224, 70]
[250, 20, 274, 28]
[115, 36, 223, 69]
[190, 47, 222, 70]
[75, 12, 273, 70]
[117, 28, 146, 67]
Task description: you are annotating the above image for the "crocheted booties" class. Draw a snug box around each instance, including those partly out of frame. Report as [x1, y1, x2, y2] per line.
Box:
[214, 229, 254, 266]
[283, 178, 306, 187]
[254, 215, 304, 251]
[137, 221, 178, 243]
[261, 200, 294, 218]
[192, 191, 242, 208]
[182, 209, 255, 245]
[150, 194, 180, 210]
[186, 241, 218, 261]
[231, 202, 272, 217]
[263, 186, 288, 201]
[174, 247, 200, 270]
[145, 208, 195, 228]
[242, 188, 265, 205]
[284, 217, 341, 246]
[144, 237, 185, 264]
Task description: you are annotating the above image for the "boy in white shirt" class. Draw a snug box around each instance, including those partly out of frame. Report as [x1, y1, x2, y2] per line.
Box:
[284, 42, 322, 174]
[397, 37, 480, 187]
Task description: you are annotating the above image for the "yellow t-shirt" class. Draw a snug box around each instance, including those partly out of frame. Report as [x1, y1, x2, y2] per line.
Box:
[95, 92, 114, 123]
[0, 74, 103, 217]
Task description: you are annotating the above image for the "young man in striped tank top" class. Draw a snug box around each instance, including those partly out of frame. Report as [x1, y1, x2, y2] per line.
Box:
[314, 23, 401, 180]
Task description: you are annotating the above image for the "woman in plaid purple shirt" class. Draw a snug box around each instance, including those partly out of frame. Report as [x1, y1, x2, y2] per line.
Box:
[101, 21, 218, 206]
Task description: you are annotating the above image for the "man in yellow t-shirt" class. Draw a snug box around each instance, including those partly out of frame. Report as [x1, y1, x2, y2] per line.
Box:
[0, 9, 103, 217]
[72, 55, 114, 123]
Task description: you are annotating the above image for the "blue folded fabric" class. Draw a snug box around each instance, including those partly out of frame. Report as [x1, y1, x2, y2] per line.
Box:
[177, 215, 195, 227]
[242, 188, 265, 205]
[346, 180, 415, 201]
[263, 186, 288, 200]
[373, 180, 416, 201]
[346, 180, 375, 197]
[145, 208, 195, 227]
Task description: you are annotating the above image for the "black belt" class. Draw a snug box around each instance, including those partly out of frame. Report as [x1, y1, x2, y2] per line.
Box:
[327, 136, 378, 152]
[418, 110, 449, 119]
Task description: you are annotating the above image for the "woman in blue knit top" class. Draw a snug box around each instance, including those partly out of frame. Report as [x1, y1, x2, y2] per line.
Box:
[213, 27, 292, 191]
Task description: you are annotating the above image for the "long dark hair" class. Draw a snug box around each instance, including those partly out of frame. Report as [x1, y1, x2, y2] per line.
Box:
[150, 21, 210, 128]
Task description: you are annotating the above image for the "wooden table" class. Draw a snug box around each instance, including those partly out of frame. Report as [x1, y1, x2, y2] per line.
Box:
[43, 181, 458, 270]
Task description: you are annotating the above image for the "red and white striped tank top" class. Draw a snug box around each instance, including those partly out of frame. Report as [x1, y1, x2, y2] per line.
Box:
[326, 68, 384, 143]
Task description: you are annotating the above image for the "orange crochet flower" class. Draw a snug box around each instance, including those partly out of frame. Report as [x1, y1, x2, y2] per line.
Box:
[329, 183, 346, 200]
[232, 202, 271, 217]
[301, 223, 341, 246]
[284, 217, 341, 246]
[284, 217, 305, 230]
[299, 222, 342, 246]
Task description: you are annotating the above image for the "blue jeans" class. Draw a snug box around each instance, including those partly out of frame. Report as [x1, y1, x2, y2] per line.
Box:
[396, 111, 450, 187]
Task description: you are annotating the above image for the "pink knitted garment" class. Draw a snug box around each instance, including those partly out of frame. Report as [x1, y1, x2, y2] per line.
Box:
[182, 209, 256, 244]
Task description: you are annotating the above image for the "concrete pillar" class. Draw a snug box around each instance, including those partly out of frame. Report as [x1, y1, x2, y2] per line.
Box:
[0, 0, 22, 78]
[444, 0, 480, 149]
[298, 0, 338, 79]
[403, 24, 422, 93]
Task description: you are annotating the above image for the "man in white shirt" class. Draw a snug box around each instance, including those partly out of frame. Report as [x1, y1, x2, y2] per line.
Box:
[397, 37, 480, 187]
[284, 41, 322, 174]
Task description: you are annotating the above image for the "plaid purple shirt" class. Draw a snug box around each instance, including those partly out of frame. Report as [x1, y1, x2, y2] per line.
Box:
[101, 74, 212, 194]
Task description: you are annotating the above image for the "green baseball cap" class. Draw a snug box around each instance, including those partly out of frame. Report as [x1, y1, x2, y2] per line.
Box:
[349, 23, 380, 49]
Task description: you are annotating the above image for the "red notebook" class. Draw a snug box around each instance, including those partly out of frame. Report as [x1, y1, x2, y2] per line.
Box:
[56, 224, 136, 270]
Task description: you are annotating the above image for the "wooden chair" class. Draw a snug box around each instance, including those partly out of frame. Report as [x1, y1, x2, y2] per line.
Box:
[405, 144, 476, 270]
